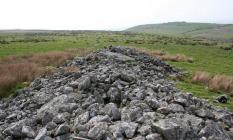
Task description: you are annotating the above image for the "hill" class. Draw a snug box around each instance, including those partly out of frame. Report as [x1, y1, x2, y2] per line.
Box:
[126, 22, 233, 40]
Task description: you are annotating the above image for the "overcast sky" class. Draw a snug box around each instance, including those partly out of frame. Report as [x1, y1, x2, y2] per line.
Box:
[0, 0, 232, 30]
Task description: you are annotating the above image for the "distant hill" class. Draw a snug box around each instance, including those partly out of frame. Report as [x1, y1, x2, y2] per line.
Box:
[126, 22, 233, 40]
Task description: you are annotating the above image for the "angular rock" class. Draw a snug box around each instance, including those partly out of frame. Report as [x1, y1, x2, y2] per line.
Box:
[100, 51, 135, 62]
[102, 103, 121, 120]
[152, 118, 191, 140]
[146, 133, 162, 140]
[63, 86, 73, 94]
[199, 121, 231, 140]
[34, 128, 47, 140]
[167, 103, 185, 113]
[46, 121, 58, 131]
[77, 76, 91, 90]
[88, 122, 108, 139]
[3, 119, 27, 138]
[22, 126, 35, 138]
[55, 124, 70, 136]
[110, 122, 138, 139]
[138, 125, 152, 136]
[106, 87, 121, 103]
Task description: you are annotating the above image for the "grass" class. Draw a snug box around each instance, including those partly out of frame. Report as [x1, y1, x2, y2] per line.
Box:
[0, 31, 233, 110]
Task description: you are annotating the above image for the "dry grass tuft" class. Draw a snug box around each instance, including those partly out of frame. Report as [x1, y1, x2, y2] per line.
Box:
[0, 49, 92, 97]
[208, 75, 233, 94]
[192, 71, 233, 94]
[64, 65, 80, 73]
[0, 48, 95, 97]
[192, 71, 212, 85]
[130, 46, 193, 63]
[0, 63, 42, 97]
[158, 54, 194, 63]
[131, 47, 167, 56]
[65, 48, 94, 57]
[1, 51, 74, 66]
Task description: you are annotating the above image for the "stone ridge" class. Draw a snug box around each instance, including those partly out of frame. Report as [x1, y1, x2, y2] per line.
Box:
[0, 46, 232, 140]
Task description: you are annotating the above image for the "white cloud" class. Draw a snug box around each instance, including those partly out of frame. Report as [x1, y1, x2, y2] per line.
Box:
[0, 0, 232, 30]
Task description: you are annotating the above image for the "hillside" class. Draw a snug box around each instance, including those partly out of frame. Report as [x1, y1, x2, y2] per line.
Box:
[126, 22, 233, 40]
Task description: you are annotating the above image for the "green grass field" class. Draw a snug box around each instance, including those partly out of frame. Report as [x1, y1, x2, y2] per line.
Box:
[0, 31, 233, 110]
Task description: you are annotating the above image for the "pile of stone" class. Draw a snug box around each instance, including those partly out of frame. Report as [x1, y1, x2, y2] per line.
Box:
[0, 46, 232, 140]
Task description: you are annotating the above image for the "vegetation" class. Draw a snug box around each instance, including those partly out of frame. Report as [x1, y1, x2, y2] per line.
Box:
[0, 30, 233, 110]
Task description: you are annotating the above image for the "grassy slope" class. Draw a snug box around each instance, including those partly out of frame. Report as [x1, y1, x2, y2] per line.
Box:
[126, 22, 233, 40]
[188, 24, 233, 39]
[0, 31, 233, 110]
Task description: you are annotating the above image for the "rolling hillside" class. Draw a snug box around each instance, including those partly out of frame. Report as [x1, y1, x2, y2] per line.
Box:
[126, 22, 233, 40]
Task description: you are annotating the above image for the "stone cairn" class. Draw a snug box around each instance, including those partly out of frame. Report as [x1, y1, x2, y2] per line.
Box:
[0, 46, 232, 140]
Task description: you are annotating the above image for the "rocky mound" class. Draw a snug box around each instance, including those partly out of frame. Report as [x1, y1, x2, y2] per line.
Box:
[0, 46, 233, 140]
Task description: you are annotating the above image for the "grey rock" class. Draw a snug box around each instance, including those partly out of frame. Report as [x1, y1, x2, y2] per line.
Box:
[167, 103, 185, 113]
[22, 126, 35, 138]
[37, 94, 74, 120]
[55, 133, 71, 140]
[88, 122, 108, 139]
[146, 133, 162, 140]
[35, 127, 47, 140]
[58, 103, 78, 113]
[78, 76, 91, 90]
[55, 124, 70, 136]
[74, 112, 90, 126]
[107, 87, 121, 103]
[100, 51, 135, 62]
[63, 86, 73, 93]
[103, 103, 121, 120]
[145, 97, 159, 110]
[132, 136, 146, 140]
[138, 125, 152, 136]
[0, 110, 7, 120]
[6, 113, 17, 120]
[87, 115, 111, 126]
[110, 122, 138, 139]
[196, 108, 214, 118]
[53, 113, 70, 124]
[214, 110, 233, 127]
[199, 121, 231, 140]
[41, 111, 54, 125]
[152, 117, 191, 140]
[46, 121, 58, 131]
[32, 92, 53, 105]
[3, 119, 26, 138]
[121, 106, 142, 122]
[69, 81, 79, 88]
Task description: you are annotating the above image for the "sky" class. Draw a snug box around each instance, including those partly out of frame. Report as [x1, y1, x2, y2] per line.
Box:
[0, 0, 232, 30]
